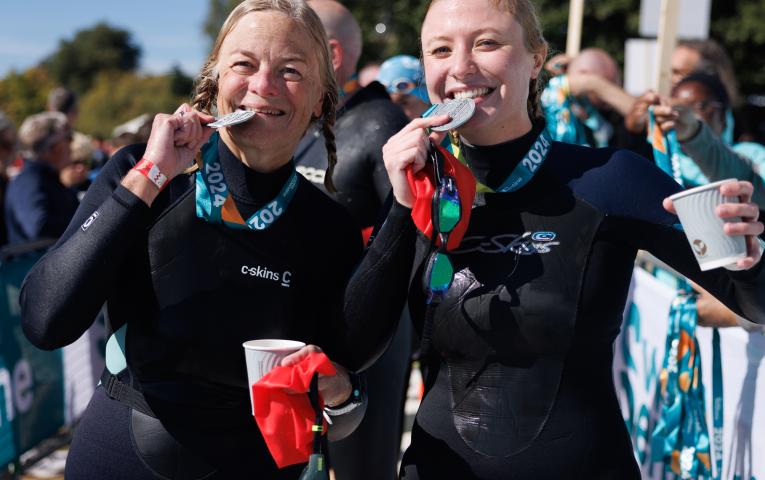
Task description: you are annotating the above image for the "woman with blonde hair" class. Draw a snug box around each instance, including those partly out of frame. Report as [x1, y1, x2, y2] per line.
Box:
[21, 1, 365, 478]
[346, 0, 765, 477]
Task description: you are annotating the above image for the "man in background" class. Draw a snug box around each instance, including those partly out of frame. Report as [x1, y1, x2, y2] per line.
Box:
[301, 2, 411, 479]
[5, 112, 78, 245]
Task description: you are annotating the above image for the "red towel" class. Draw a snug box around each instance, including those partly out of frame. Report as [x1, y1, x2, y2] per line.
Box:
[405, 145, 476, 251]
[251, 352, 336, 468]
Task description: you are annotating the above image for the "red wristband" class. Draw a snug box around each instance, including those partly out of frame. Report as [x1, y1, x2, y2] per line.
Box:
[133, 158, 168, 191]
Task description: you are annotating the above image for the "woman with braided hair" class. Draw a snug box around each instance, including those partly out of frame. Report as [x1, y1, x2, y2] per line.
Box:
[343, 0, 765, 478]
[20, 1, 366, 478]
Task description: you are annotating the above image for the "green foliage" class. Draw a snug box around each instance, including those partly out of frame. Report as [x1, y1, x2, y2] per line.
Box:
[344, 1, 430, 63]
[0, 67, 55, 126]
[44, 22, 141, 94]
[76, 72, 190, 138]
[709, 0, 765, 95]
[203, 0, 240, 48]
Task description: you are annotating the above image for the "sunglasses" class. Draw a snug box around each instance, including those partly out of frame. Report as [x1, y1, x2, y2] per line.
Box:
[423, 145, 461, 304]
[389, 79, 418, 95]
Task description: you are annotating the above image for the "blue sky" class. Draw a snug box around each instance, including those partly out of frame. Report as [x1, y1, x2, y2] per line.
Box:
[0, 0, 210, 77]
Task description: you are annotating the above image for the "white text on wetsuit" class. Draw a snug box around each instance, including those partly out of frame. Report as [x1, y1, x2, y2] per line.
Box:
[241, 265, 292, 288]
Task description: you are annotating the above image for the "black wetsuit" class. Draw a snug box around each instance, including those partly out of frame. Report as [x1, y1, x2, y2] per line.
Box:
[344, 123, 765, 479]
[295, 81, 412, 480]
[294, 81, 407, 229]
[20, 141, 363, 478]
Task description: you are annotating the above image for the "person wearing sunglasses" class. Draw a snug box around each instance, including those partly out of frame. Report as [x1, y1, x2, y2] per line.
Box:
[344, 0, 765, 478]
[376, 54, 431, 121]
[21, 2, 368, 478]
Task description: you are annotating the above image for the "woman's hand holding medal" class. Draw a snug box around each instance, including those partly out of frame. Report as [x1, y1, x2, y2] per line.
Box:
[123, 104, 215, 206]
[382, 115, 450, 208]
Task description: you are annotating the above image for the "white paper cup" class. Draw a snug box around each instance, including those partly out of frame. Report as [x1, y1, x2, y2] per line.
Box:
[243, 339, 305, 415]
[669, 179, 746, 271]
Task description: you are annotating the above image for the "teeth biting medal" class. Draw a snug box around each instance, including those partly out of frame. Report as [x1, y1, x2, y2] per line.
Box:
[206, 110, 257, 129]
[423, 98, 476, 132]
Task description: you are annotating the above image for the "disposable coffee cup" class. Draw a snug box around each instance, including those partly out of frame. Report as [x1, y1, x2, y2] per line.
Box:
[669, 179, 746, 271]
[243, 339, 305, 415]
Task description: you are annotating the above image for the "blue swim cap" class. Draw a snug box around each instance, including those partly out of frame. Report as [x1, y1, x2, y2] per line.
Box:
[376, 55, 430, 104]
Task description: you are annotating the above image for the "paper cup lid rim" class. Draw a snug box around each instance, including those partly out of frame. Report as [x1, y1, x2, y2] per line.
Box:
[242, 339, 306, 351]
[668, 178, 738, 201]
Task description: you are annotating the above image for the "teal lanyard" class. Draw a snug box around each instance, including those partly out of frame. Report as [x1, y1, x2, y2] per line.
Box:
[494, 130, 552, 192]
[541, 75, 611, 148]
[196, 132, 299, 231]
[647, 107, 684, 186]
[712, 328, 723, 480]
[652, 293, 715, 479]
[446, 130, 552, 193]
[650, 288, 725, 480]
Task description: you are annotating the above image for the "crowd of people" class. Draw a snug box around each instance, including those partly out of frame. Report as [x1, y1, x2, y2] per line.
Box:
[3, 0, 764, 478]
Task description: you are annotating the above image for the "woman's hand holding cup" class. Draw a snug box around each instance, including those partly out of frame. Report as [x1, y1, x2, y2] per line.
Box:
[382, 115, 450, 208]
[280, 344, 351, 408]
[664, 180, 763, 270]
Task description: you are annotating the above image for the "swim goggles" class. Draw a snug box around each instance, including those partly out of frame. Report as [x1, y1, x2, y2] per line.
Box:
[423, 145, 461, 304]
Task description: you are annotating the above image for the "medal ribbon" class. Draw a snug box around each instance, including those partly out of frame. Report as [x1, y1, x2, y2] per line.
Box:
[540, 75, 611, 148]
[196, 132, 298, 231]
[650, 291, 724, 479]
[446, 130, 552, 194]
[339, 73, 359, 99]
[651, 293, 715, 479]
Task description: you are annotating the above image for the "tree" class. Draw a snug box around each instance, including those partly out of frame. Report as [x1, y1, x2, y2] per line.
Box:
[76, 71, 190, 138]
[202, 1, 762, 96]
[44, 22, 141, 94]
[0, 67, 55, 126]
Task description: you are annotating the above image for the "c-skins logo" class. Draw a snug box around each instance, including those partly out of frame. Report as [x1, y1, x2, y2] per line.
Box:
[241, 265, 292, 288]
[81, 211, 100, 231]
[692, 239, 708, 257]
[455, 231, 560, 255]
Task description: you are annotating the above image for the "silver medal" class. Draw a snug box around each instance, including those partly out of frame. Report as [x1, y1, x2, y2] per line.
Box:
[206, 110, 256, 129]
[425, 98, 476, 132]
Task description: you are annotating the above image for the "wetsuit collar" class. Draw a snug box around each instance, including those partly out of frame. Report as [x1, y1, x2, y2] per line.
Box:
[460, 120, 547, 192]
[217, 137, 295, 210]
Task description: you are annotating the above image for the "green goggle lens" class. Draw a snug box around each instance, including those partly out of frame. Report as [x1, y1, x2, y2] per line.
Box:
[428, 252, 454, 292]
[438, 198, 460, 233]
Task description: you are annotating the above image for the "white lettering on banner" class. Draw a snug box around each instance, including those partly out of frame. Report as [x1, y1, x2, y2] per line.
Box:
[241, 265, 291, 288]
[0, 360, 34, 426]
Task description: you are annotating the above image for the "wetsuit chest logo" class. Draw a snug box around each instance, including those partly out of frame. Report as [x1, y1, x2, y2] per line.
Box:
[240, 265, 292, 288]
[455, 231, 560, 255]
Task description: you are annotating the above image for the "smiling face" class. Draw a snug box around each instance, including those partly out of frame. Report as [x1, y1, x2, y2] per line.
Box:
[215, 11, 324, 163]
[421, 0, 544, 145]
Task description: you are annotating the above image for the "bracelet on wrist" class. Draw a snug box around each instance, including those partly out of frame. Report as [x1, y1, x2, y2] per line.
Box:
[133, 158, 168, 191]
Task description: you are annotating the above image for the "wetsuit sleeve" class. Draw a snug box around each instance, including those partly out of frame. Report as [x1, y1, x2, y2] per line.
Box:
[593, 153, 765, 326]
[680, 122, 765, 208]
[343, 201, 418, 371]
[21, 146, 153, 350]
[637, 223, 765, 325]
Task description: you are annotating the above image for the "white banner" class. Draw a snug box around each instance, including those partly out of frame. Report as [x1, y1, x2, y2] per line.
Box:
[615, 268, 765, 480]
[639, 0, 711, 39]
